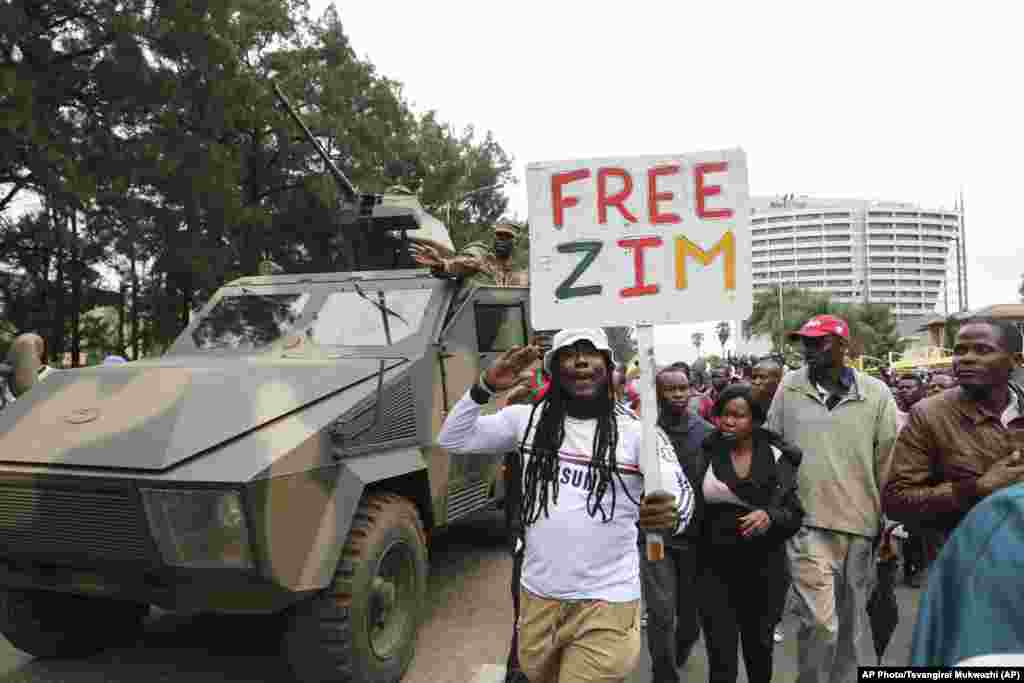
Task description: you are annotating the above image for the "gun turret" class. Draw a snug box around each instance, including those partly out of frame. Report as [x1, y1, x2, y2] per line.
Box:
[271, 83, 455, 268]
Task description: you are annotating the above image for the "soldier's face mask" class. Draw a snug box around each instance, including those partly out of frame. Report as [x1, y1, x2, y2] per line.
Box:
[493, 237, 514, 258]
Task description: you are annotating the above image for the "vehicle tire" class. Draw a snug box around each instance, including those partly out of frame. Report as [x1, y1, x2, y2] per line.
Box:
[283, 493, 428, 683]
[0, 589, 148, 659]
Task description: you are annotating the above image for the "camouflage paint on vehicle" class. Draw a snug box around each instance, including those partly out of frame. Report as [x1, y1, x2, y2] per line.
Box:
[0, 270, 530, 612]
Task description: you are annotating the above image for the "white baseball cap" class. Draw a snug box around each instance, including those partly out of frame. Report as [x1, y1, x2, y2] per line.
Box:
[543, 328, 614, 375]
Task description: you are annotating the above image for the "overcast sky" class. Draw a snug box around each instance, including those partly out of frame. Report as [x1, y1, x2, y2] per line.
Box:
[314, 1, 1022, 361]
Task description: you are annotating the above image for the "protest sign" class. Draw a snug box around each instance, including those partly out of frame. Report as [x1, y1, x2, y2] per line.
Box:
[526, 149, 752, 330]
[526, 149, 752, 560]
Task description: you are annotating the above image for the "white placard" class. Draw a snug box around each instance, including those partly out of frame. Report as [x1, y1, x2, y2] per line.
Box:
[526, 149, 752, 331]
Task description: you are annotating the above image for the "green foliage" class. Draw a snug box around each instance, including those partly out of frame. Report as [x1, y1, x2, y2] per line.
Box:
[944, 318, 961, 350]
[0, 0, 515, 357]
[854, 303, 906, 361]
[745, 288, 907, 361]
[77, 307, 120, 358]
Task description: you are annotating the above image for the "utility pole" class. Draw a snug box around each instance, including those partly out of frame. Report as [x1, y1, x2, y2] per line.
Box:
[959, 188, 968, 311]
[777, 279, 785, 352]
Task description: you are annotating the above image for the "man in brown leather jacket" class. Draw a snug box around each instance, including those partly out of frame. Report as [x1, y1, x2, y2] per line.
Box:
[883, 317, 1024, 544]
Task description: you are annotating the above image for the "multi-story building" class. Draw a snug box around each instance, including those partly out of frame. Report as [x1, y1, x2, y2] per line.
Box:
[750, 195, 967, 320]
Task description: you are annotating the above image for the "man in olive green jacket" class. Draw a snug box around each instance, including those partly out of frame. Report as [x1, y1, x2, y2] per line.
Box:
[765, 315, 900, 683]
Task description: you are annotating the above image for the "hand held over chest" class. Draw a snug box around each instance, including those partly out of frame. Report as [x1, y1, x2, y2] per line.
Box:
[977, 450, 1024, 498]
[738, 509, 772, 537]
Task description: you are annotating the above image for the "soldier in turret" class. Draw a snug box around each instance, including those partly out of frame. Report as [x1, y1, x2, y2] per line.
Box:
[411, 221, 528, 287]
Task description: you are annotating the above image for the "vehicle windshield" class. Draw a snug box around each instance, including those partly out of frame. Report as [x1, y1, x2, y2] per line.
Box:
[187, 285, 432, 353]
[191, 293, 312, 351]
[308, 288, 431, 347]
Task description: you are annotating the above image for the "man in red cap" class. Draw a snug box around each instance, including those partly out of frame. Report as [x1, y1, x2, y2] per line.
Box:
[765, 314, 900, 683]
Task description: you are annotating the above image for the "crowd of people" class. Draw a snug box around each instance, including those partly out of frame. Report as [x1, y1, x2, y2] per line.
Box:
[439, 309, 1024, 683]
[3, 217, 1020, 680]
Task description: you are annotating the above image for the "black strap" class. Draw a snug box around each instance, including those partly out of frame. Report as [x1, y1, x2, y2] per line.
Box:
[470, 382, 491, 405]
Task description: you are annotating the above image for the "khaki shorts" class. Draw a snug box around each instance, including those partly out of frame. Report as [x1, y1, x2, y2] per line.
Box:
[517, 589, 641, 683]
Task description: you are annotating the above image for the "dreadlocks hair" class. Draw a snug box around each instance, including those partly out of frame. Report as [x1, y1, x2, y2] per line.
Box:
[518, 352, 639, 528]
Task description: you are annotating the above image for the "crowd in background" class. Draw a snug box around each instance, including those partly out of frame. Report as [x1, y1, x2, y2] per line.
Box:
[473, 313, 1023, 683]
[3, 296, 1021, 683]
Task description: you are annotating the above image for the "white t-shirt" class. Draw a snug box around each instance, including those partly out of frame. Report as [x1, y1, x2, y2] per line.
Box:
[439, 390, 693, 602]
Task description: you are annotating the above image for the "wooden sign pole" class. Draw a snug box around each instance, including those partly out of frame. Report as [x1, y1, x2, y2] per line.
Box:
[636, 323, 666, 561]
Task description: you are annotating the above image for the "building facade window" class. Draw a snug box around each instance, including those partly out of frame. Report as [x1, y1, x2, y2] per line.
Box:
[752, 198, 962, 319]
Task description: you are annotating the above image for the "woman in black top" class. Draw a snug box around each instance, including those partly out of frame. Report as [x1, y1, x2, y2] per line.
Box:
[697, 384, 804, 683]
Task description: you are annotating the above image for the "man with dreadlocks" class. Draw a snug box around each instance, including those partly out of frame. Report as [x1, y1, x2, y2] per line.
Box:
[439, 328, 693, 683]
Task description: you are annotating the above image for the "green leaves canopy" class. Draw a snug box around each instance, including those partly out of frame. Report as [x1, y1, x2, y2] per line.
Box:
[745, 288, 907, 362]
[0, 1, 516, 361]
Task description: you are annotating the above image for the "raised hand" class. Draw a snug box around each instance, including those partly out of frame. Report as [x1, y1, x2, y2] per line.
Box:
[503, 383, 534, 406]
[484, 346, 542, 392]
[411, 243, 444, 270]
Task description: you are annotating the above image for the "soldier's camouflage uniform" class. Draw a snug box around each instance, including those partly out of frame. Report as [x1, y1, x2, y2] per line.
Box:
[437, 241, 528, 288]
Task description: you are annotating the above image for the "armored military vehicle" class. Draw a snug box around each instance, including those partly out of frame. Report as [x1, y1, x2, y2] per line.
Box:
[0, 85, 530, 682]
[0, 268, 531, 682]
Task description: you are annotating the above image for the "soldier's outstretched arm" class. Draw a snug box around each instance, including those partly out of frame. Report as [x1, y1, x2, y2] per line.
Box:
[441, 256, 485, 278]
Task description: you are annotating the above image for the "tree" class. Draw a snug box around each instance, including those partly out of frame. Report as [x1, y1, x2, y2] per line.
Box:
[744, 286, 908, 362]
[853, 303, 906, 361]
[1, 1, 518, 355]
[746, 287, 842, 352]
[691, 332, 704, 357]
[716, 321, 731, 354]
[77, 307, 119, 361]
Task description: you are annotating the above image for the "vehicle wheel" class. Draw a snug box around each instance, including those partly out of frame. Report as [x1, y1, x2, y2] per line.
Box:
[283, 493, 428, 683]
[0, 589, 148, 658]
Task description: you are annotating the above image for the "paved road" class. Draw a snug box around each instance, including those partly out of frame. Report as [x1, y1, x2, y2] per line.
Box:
[0, 510, 921, 682]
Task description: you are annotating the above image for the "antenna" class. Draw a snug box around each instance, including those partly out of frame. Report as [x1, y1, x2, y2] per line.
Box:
[959, 187, 968, 311]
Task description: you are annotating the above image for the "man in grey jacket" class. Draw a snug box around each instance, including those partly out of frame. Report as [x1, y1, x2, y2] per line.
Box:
[765, 315, 900, 683]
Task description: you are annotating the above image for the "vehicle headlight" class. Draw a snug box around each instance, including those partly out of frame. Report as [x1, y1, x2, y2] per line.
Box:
[141, 488, 253, 569]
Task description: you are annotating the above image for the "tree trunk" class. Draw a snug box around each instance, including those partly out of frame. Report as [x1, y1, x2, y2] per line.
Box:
[51, 207, 66, 367]
[118, 284, 126, 355]
[181, 283, 190, 330]
[70, 212, 82, 367]
[130, 234, 139, 360]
